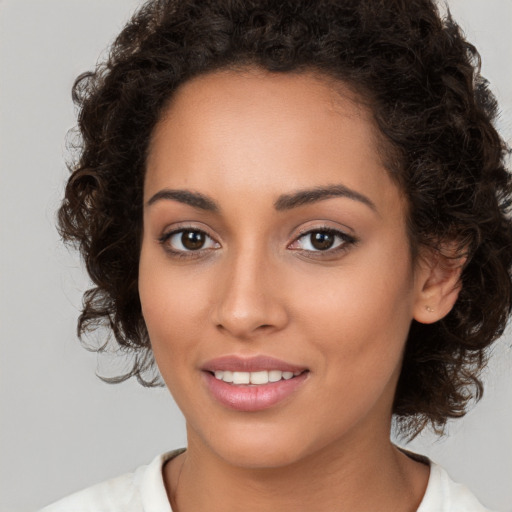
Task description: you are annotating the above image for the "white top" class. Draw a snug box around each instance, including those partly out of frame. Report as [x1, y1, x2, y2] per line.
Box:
[40, 449, 492, 512]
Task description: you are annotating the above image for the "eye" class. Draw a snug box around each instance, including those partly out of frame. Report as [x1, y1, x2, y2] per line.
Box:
[159, 228, 220, 254]
[289, 228, 356, 253]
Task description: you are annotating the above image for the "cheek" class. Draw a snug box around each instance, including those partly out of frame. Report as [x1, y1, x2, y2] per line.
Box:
[138, 245, 207, 366]
[291, 272, 413, 434]
[139, 269, 205, 412]
[292, 243, 415, 376]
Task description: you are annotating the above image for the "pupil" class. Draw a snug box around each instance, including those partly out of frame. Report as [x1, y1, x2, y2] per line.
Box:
[311, 231, 334, 250]
[182, 231, 205, 250]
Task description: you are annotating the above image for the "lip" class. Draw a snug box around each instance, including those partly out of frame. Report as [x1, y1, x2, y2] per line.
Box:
[201, 355, 308, 373]
[201, 355, 309, 412]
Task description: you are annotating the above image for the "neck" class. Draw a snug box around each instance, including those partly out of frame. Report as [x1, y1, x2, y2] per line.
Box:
[164, 425, 429, 512]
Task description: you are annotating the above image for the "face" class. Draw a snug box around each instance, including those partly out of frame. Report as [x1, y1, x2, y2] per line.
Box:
[139, 69, 427, 468]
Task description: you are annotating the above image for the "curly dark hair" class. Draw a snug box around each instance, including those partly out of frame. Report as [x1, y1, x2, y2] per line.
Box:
[58, 0, 512, 437]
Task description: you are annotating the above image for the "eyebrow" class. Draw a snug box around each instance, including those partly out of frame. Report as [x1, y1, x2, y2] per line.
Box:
[274, 184, 377, 212]
[146, 189, 219, 212]
[145, 183, 377, 214]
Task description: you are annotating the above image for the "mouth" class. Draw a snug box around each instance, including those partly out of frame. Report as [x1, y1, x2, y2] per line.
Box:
[201, 355, 309, 411]
[210, 369, 305, 385]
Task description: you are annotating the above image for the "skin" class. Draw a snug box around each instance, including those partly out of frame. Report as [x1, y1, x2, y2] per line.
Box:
[139, 68, 462, 512]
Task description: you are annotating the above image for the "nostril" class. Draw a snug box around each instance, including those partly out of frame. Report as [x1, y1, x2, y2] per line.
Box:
[215, 322, 275, 337]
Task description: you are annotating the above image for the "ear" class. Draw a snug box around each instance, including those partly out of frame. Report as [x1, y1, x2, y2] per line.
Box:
[413, 245, 466, 324]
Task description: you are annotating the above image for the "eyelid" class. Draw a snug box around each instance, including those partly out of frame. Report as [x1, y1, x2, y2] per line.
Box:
[288, 225, 358, 254]
[157, 223, 221, 258]
[158, 222, 219, 241]
[156, 222, 357, 259]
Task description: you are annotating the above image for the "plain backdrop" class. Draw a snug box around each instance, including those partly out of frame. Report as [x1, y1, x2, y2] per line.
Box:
[0, 1, 511, 511]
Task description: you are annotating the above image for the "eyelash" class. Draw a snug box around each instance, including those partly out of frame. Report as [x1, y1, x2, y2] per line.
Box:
[158, 226, 219, 260]
[158, 225, 357, 260]
[290, 226, 358, 257]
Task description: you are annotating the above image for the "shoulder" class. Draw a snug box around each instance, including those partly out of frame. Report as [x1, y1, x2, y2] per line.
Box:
[39, 471, 140, 512]
[418, 461, 494, 512]
[38, 450, 183, 512]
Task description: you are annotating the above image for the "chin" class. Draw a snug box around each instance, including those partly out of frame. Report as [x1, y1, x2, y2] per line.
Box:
[218, 441, 306, 470]
[191, 420, 327, 470]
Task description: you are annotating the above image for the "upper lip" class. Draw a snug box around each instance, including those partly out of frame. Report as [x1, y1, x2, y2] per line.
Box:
[201, 355, 308, 373]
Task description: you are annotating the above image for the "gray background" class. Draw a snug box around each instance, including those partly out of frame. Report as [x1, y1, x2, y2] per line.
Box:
[0, 1, 510, 511]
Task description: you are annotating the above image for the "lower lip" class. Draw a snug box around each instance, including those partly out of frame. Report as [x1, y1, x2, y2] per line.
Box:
[203, 372, 309, 412]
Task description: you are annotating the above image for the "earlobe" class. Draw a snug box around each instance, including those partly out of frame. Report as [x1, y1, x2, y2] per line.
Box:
[413, 248, 466, 325]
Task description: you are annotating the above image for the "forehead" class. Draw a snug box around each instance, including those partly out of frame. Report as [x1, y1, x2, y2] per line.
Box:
[145, 68, 400, 211]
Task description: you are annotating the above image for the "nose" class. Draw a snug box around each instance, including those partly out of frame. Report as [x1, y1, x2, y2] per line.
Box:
[211, 249, 289, 340]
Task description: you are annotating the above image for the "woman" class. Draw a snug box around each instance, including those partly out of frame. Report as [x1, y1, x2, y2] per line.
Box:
[41, 0, 512, 510]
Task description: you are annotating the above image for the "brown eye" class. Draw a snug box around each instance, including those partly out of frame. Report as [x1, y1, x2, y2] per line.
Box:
[160, 228, 220, 255]
[310, 231, 335, 250]
[289, 227, 356, 255]
[181, 230, 205, 250]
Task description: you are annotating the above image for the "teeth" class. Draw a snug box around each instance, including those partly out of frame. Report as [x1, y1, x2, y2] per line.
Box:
[268, 370, 282, 383]
[216, 370, 233, 382]
[213, 370, 303, 385]
[250, 371, 269, 384]
[232, 372, 250, 384]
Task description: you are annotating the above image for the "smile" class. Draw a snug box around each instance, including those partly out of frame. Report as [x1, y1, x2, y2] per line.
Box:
[201, 355, 309, 411]
[213, 370, 303, 385]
